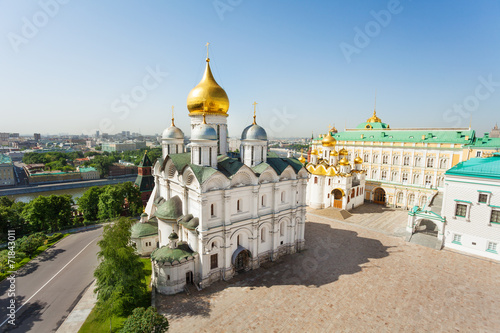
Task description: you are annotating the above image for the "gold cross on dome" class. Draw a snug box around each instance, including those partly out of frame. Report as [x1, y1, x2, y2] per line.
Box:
[171, 106, 175, 126]
[252, 101, 258, 124]
[206, 42, 210, 58]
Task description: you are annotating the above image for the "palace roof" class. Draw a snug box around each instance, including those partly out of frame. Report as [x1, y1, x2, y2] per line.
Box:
[445, 154, 500, 180]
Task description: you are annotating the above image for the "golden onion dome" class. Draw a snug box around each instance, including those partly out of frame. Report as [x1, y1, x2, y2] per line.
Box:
[367, 110, 382, 123]
[298, 154, 306, 164]
[330, 150, 338, 156]
[187, 58, 229, 116]
[339, 158, 349, 166]
[339, 148, 348, 155]
[321, 132, 336, 147]
[310, 149, 318, 155]
[354, 156, 363, 164]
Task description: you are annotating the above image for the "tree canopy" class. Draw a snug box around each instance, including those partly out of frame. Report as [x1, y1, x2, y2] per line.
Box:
[94, 218, 146, 317]
[120, 307, 169, 333]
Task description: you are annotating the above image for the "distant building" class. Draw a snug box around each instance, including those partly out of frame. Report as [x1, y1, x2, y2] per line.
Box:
[78, 166, 99, 180]
[0, 154, 15, 186]
[34, 133, 41, 141]
[102, 141, 146, 152]
[440, 154, 500, 260]
[108, 164, 137, 177]
[490, 124, 500, 138]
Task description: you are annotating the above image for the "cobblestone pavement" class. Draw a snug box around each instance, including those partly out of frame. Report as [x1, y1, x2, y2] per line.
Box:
[309, 203, 409, 237]
[157, 212, 500, 332]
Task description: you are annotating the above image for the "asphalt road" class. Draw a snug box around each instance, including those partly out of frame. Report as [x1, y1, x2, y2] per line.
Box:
[0, 228, 102, 332]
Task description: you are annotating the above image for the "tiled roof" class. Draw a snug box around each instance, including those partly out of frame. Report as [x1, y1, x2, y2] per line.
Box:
[331, 128, 475, 144]
[445, 155, 500, 179]
[466, 136, 500, 148]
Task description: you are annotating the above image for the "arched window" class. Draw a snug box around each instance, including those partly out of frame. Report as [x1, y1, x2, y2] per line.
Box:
[393, 156, 399, 165]
[328, 179, 331, 186]
[382, 155, 389, 164]
[281, 192, 286, 203]
[261, 194, 266, 207]
[403, 156, 410, 166]
[427, 158, 434, 168]
[381, 170, 387, 180]
[364, 153, 369, 162]
[261, 228, 266, 243]
[440, 159, 447, 169]
[391, 172, 398, 182]
[425, 175, 432, 186]
[408, 194, 415, 207]
[413, 174, 420, 185]
[237, 235, 241, 246]
[402, 173, 408, 183]
[314, 177, 318, 184]
[237, 199, 241, 212]
[397, 192, 404, 204]
[415, 157, 421, 167]
[373, 154, 379, 163]
[280, 222, 284, 236]
[438, 177, 444, 187]
[211, 204, 215, 217]
[372, 169, 378, 179]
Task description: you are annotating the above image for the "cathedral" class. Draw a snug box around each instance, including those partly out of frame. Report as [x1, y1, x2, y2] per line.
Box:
[305, 131, 367, 210]
[143, 52, 308, 295]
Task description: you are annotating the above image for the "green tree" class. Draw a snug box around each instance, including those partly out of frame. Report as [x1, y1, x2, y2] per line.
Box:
[93, 155, 112, 177]
[97, 186, 124, 220]
[120, 182, 143, 216]
[120, 307, 169, 333]
[17, 232, 46, 258]
[77, 186, 104, 222]
[94, 218, 146, 318]
[22, 195, 73, 232]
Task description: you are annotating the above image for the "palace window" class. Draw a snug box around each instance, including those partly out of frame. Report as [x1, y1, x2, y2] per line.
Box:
[415, 157, 421, 167]
[364, 153, 369, 162]
[402, 173, 408, 183]
[393, 156, 399, 165]
[426, 158, 434, 168]
[413, 174, 420, 185]
[425, 175, 432, 186]
[478, 194, 488, 203]
[487, 242, 498, 253]
[455, 204, 467, 217]
[476, 151, 482, 157]
[373, 154, 379, 163]
[440, 159, 448, 169]
[408, 194, 415, 207]
[372, 169, 378, 179]
[452, 234, 462, 245]
[437, 177, 444, 187]
[382, 155, 389, 164]
[396, 192, 404, 204]
[403, 156, 410, 166]
[381, 171, 387, 180]
[210, 254, 218, 269]
[391, 172, 398, 182]
[491, 210, 500, 224]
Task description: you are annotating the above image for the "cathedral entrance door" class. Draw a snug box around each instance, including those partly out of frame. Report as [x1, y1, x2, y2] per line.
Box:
[332, 189, 343, 209]
[373, 188, 386, 205]
[235, 250, 250, 272]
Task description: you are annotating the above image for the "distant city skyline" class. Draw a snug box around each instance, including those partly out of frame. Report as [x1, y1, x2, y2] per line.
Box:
[1, 1, 499, 137]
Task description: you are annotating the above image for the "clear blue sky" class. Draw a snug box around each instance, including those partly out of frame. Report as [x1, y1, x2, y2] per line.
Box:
[1, 0, 499, 138]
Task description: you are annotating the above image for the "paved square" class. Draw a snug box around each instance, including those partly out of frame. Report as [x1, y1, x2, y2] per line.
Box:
[157, 211, 500, 332]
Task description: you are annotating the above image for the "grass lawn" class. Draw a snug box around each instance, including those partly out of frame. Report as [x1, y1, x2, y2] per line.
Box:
[78, 258, 152, 333]
[0, 233, 70, 281]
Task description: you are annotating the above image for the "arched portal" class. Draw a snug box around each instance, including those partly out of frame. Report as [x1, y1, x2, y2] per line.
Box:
[332, 189, 343, 208]
[415, 219, 438, 237]
[232, 246, 252, 272]
[373, 188, 386, 205]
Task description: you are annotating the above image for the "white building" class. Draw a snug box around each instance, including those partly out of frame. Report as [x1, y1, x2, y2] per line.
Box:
[440, 154, 500, 260]
[145, 54, 308, 295]
[305, 132, 366, 210]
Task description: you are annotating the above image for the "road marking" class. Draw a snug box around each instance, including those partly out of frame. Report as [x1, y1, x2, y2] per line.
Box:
[0, 236, 98, 328]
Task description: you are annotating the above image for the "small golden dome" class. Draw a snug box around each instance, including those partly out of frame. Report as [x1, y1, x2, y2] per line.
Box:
[339, 158, 349, 166]
[367, 110, 382, 123]
[354, 156, 363, 164]
[310, 149, 318, 155]
[329, 150, 338, 156]
[339, 148, 348, 155]
[321, 132, 336, 147]
[312, 165, 327, 176]
[187, 58, 229, 116]
[298, 155, 306, 163]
